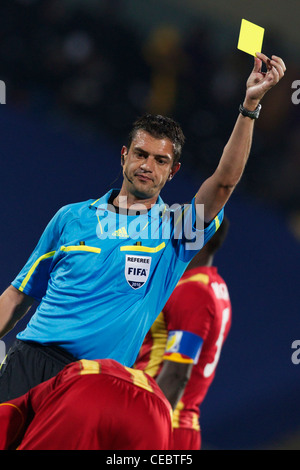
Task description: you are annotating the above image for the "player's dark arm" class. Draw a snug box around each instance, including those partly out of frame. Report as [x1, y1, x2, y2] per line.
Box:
[195, 53, 286, 223]
[156, 360, 194, 410]
[0, 285, 35, 339]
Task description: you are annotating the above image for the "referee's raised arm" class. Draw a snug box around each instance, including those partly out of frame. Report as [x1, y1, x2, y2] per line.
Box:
[195, 53, 286, 223]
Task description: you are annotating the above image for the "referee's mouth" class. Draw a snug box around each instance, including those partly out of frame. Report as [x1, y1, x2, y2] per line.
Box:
[135, 172, 153, 182]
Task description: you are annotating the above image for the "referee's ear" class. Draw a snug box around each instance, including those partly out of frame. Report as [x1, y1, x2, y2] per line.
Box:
[168, 162, 181, 181]
[121, 146, 128, 166]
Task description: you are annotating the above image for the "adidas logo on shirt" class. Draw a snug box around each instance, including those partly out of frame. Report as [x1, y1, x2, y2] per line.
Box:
[112, 227, 129, 238]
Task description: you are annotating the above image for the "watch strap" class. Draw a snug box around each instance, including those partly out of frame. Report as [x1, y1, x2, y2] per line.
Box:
[239, 103, 262, 119]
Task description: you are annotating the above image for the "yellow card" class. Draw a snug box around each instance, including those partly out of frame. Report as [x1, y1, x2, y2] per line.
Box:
[237, 19, 265, 56]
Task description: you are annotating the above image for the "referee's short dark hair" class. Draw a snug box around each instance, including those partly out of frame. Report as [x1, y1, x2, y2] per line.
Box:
[128, 114, 185, 164]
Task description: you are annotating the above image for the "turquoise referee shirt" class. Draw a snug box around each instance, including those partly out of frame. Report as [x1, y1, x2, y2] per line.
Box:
[12, 189, 224, 366]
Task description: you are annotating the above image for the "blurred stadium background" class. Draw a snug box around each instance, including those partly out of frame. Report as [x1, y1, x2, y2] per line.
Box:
[1, 0, 300, 450]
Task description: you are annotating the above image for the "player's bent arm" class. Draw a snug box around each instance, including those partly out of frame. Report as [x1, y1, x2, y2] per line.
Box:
[0, 285, 35, 339]
[156, 360, 193, 410]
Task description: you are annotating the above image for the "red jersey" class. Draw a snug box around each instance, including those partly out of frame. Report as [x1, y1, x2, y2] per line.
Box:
[135, 266, 232, 435]
[0, 358, 172, 450]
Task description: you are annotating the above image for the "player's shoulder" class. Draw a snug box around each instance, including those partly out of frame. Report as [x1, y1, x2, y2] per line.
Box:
[166, 269, 213, 314]
[175, 266, 230, 303]
[177, 267, 212, 290]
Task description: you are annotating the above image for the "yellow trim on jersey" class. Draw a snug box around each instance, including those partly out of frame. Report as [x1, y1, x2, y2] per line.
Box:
[90, 198, 100, 206]
[141, 221, 149, 232]
[172, 401, 200, 430]
[172, 400, 184, 428]
[162, 352, 194, 364]
[125, 367, 153, 393]
[191, 193, 221, 231]
[97, 216, 103, 235]
[215, 214, 221, 230]
[192, 413, 200, 431]
[79, 359, 101, 375]
[135, 312, 168, 378]
[174, 205, 189, 227]
[177, 273, 209, 287]
[172, 413, 200, 430]
[160, 205, 167, 218]
[120, 242, 165, 253]
[60, 245, 101, 254]
[0, 355, 7, 371]
[19, 251, 56, 292]
[0, 403, 25, 442]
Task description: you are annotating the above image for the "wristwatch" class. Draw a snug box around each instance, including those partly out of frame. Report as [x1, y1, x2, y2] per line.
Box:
[239, 103, 262, 119]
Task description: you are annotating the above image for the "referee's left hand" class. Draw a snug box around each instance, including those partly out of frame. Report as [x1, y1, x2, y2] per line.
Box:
[244, 52, 286, 106]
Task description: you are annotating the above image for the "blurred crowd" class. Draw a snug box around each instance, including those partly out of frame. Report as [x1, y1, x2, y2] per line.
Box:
[1, 0, 299, 221]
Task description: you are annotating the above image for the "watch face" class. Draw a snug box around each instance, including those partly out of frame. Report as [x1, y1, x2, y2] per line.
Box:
[239, 104, 261, 119]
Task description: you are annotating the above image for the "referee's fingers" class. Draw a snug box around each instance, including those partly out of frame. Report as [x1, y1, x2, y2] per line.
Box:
[271, 55, 286, 72]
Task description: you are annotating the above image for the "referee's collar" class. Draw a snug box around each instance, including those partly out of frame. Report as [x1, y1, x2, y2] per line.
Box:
[89, 189, 166, 219]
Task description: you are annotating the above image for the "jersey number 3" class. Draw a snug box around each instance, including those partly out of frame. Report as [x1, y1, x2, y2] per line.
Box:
[203, 308, 230, 378]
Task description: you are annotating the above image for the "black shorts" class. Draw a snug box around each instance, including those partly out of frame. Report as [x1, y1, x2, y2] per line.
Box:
[0, 339, 77, 403]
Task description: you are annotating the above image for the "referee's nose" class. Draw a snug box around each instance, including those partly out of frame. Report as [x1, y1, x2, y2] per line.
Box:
[139, 155, 155, 172]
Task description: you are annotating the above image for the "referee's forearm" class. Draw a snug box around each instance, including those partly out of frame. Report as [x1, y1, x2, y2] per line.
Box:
[216, 112, 255, 188]
[195, 112, 255, 222]
[0, 286, 34, 339]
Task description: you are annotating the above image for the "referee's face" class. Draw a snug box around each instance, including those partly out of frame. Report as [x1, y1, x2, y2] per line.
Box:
[121, 130, 181, 202]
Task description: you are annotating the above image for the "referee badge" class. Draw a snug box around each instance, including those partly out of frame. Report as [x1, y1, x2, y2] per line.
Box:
[125, 254, 152, 289]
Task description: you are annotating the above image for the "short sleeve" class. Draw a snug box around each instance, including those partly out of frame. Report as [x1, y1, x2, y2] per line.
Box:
[172, 197, 224, 262]
[11, 206, 68, 301]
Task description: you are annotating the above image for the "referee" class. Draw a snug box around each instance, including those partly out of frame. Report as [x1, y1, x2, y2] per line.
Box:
[0, 52, 285, 402]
